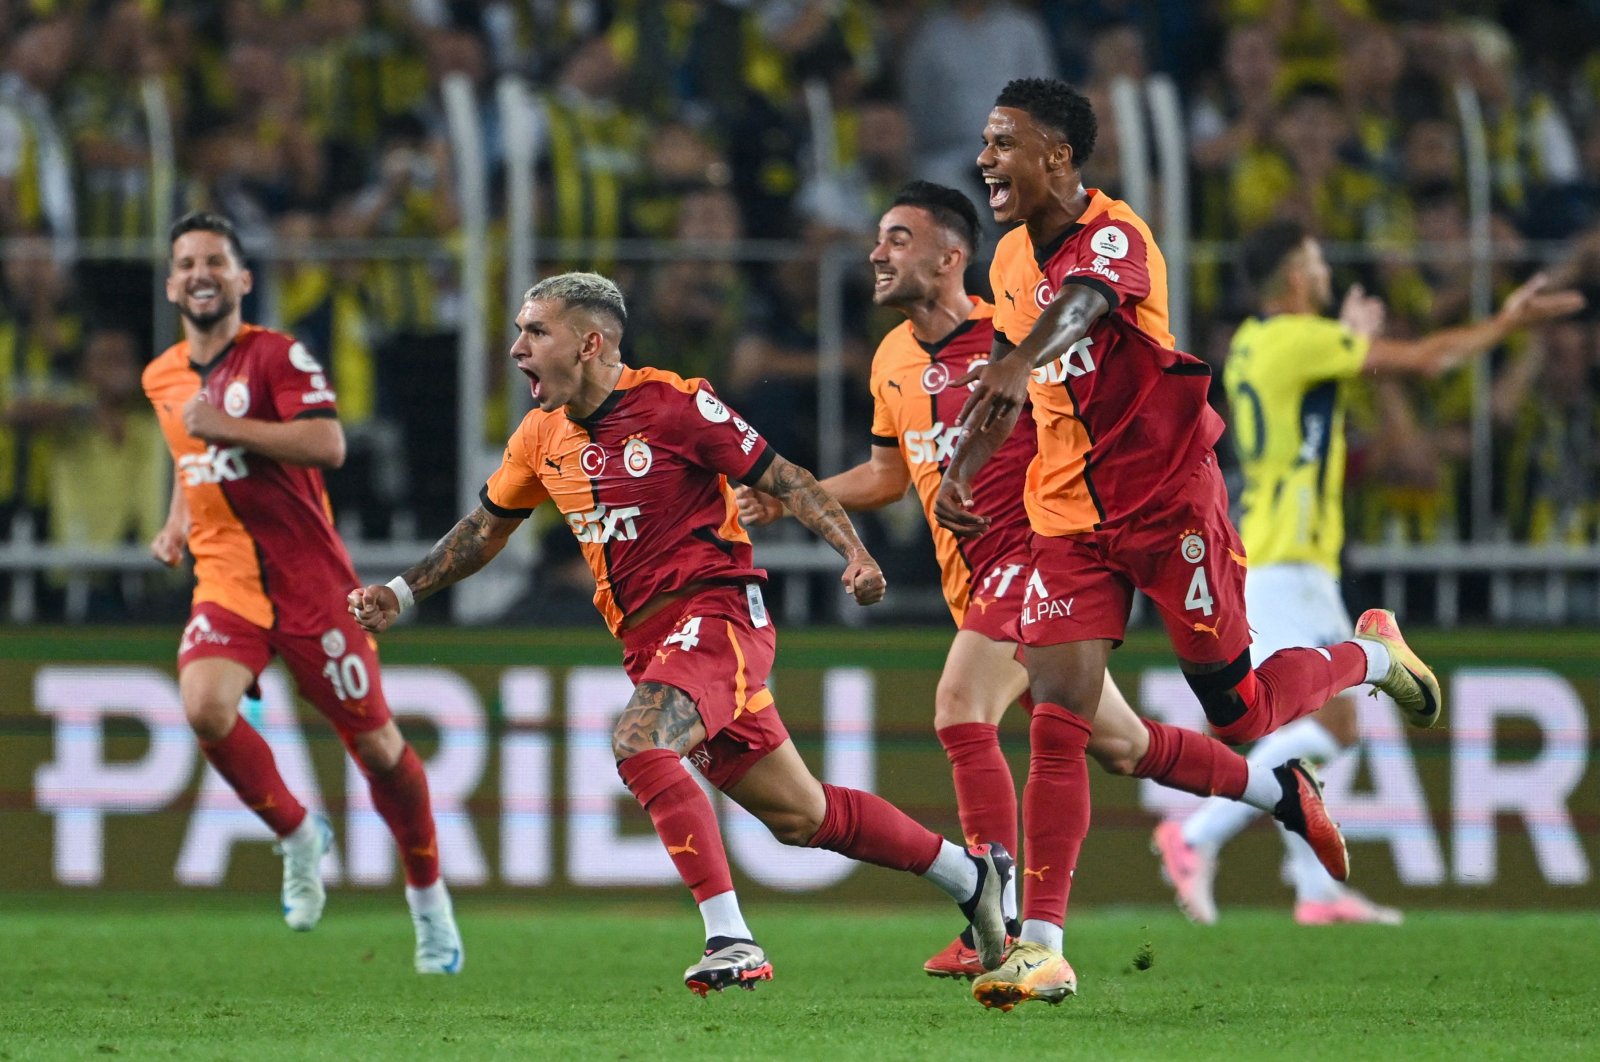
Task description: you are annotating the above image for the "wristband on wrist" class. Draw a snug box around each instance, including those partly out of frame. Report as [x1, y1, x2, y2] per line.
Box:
[386, 576, 415, 613]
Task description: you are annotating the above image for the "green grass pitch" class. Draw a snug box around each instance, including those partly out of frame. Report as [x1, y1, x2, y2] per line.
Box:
[1, 896, 1594, 1060]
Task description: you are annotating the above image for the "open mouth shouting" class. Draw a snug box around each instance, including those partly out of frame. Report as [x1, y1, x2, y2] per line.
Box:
[519, 365, 543, 401]
[984, 175, 1012, 212]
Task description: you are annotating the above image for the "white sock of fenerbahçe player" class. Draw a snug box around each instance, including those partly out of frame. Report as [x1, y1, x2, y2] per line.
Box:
[1181, 717, 1345, 855]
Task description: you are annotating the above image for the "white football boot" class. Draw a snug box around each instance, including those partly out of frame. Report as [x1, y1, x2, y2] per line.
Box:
[408, 882, 465, 975]
[274, 813, 333, 931]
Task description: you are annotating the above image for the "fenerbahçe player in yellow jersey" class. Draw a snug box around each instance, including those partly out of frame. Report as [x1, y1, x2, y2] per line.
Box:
[1225, 313, 1368, 579]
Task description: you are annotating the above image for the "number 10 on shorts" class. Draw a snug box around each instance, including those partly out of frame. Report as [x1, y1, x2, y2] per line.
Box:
[323, 653, 371, 701]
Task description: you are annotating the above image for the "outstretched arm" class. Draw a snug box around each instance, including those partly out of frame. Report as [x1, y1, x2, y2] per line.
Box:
[737, 444, 911, 525]
[348, 505, 524, 631]
[750, 453, 886, 605]
[1360, 273, 1585, 376]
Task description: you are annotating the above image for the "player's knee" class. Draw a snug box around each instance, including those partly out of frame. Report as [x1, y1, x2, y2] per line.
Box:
[757, 806, 822, 847]
[1027, 673, 1101, 717]
[1183, 652, 1254, 737]
[348, 725, 403, 773]
[1088, 736, 1142, 777]
[611, 710, 659, 762]
[183, 696, 238, 743]
[933, 679, 1002, 729]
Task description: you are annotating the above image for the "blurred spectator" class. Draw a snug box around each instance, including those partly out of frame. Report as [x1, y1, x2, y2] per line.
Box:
[1453, 18, 1581, 223]
[629, 120, 733, 239]
[272, 208, 409, 539]
[1338, 20, 1408, 178]
[628, 186, 750, 382]
[900, 1, 1057, 214]
[330, 116, 460, 535]
[795, 94, 913, 232]
[729, 224, 871, 471]
[1495, 317, 1600, 543]
[533, 34, 647, 271]
[1077, 21, 1152, 202]
[3, 328, 167, 619]
[189, 42, 325, 238]
[1190, 23, 1280, 176]
[61, 0, 165, 340]
[1231, 82, 1383, 241]
[0, 250, 81, 532]
[0, 16, 77, 244]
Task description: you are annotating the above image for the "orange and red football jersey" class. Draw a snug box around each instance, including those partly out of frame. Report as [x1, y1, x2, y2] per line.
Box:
[483, 366, 772, 634]
[868, 298, 1032, 624]
[143, 325, 358, 633]
[989, 189, 1222, 536]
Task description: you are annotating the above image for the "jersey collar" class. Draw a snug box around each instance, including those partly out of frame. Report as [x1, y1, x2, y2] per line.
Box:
[1030, 189, 1113, 270]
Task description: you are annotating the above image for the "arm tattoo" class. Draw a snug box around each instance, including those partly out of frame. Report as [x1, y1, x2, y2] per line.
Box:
[401, 506, 507, 601]
[761, 455, 867, 560]
[613, 682, 704, 759]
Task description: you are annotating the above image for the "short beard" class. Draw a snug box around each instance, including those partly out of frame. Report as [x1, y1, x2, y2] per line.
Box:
[179, 298, 235, 330]
[873, 281, 926, 309]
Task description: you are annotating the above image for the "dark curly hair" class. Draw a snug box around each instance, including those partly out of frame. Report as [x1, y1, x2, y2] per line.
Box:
[890, 180, 980, 255]
[995, 78, 1098, 168]
[168, 211, 246, 264]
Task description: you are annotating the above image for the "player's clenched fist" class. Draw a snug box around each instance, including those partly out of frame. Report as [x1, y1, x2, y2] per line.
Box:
[182, 392, 232, 441]
[841, 552, 886, 605]
[149, 524, 186, 567]
[734, 484, 783, 527]
[347, 584, 401, 633]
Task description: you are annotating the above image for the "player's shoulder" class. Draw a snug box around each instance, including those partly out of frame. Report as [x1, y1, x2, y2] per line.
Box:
[1247, 313, 1349, 352]
[871, 319, 924, 376]
[238, 324, 322, 371]
[992, 225, 1035, 273]
[1075, 191, 1153, 255]
[622, 365, 738, 427]
[141, 342, 191, 394]
[622, 364, 701, 397]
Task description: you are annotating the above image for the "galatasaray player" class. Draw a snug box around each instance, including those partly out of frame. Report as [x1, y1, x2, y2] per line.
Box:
[144, 212, 462, 974]
[737, 181, 1350, 979]
[349, 272, 1013, 995]
[1155, 221, 1582, 926]
[934, 79, 1442, 1008]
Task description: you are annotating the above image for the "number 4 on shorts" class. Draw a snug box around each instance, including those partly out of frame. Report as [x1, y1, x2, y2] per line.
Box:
[665, 616, 702, 652]
[1185, 567, 1214, 616]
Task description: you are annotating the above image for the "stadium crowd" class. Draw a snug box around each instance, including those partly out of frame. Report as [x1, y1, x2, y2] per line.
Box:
[3, 0, 1600, 621]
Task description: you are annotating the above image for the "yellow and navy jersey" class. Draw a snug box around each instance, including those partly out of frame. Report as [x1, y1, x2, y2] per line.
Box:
[1225, 313, 1370, 575]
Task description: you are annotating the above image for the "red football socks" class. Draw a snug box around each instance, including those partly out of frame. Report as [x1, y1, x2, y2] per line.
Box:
[936, 722, 1018, 855]
[619, 748, 733, 903]
[363, 745, 440, 887]
[1021, 702, 1093, 924]
[199, 717, 307, 837]
[807, 783, 943, 875]
[1215, 645, 1368, 744]
[1134, 718, 1249, 799]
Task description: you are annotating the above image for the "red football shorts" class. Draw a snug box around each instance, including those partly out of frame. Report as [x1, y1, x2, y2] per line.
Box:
[620, 583, 789, 791]
[958, 551, 1031, 644]
[177, 601, 393, 735]
[1019, 451, 1251, 663]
